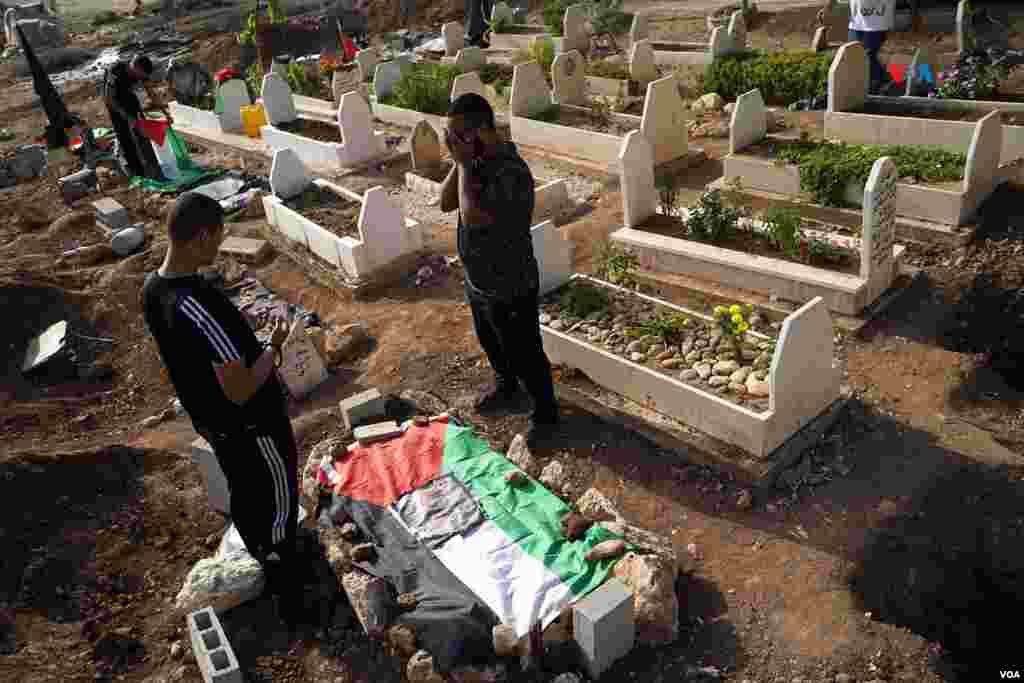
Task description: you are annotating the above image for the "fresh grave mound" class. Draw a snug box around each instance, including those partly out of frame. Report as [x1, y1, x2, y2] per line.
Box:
[540, 281, 777, 411]
[313, 416, 625, 671]
[858, 101, 1024, 126]
[528, 107, 639, 137]
[273, 118, 344, 144]
[282, 185, 362, 240]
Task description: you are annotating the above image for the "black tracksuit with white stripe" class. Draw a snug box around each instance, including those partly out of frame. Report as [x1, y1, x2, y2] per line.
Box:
[142, 272, 299, 576]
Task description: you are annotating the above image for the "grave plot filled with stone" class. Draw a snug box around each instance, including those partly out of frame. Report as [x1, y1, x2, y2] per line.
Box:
[628, 9, 747, 66]
[540, 280, 777, 411]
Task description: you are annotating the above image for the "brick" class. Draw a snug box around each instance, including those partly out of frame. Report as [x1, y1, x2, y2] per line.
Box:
[354, 420, 403, 445]
[92, 198, 129, 230]
[188, 607, 243, 683]
[339, 388, 387, 431]
[190, 438, 230, 515]
[218, 236, 270, 262]
[573, 577, 635, 679]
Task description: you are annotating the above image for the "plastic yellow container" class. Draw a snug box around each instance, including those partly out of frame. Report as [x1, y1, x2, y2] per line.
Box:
[240, 104, 267, 138]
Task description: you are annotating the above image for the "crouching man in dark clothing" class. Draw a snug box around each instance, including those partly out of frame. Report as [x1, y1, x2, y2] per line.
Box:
[103, 55, 169, 180]
[440, 93, 560, 447]
[141, 193, 304, 627]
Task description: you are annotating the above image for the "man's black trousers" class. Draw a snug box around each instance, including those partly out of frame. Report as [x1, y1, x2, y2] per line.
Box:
[106, 105, 161, 179]
[469, 289, 558, 419]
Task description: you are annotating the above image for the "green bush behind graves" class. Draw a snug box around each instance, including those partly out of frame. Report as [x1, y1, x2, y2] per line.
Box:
[701, 51, 832, 105]
[385, 63, 463, 116]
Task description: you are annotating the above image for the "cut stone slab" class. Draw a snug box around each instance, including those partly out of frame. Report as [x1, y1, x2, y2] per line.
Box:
[339, 388, 387, 431]
[269, 148, 311, 200]
[92, 197, 129, 230]
[21, 320, 67, 373]
[573, 577, 635, 679]
[218, 78, 251, 132]
[410, 119, 442, 170]
[630, 12, 649, 43]
[354, 420, 403, 445]
[729, 88, 767, 155]
[261, 72, 298, 126]
[450, 71, 487, 104]
[442, 20, 463, 58]
[552, 50, 586, 107]
[219, 236, 270, 262]
[277, 318, 329, 400]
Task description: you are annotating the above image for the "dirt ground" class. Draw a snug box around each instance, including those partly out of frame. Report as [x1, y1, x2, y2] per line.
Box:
[2, 2, 1024, 682]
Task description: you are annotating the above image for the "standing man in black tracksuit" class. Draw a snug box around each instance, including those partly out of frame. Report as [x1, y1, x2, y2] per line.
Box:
[141, 193, 303, 626]
[103, 55, 170, 180]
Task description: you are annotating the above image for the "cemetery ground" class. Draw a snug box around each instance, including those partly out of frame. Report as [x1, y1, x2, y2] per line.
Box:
[3, 4, 1024, 683]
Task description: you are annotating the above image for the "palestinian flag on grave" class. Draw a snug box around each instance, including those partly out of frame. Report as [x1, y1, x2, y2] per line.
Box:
[316, 415, 623, 671]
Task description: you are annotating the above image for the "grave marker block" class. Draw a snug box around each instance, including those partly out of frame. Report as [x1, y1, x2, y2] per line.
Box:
[811, 25, 828, 52]
[218, 79, 250, 132]
[373, 61, 404, 101]
[573, 578, 635, 680]
[552, 50, 586, 106]
[269, 148, 311, 200]
[450, 71, 487, 103]
[860, 156, 897, 281]
[261, 72, 297, 125]
[640, 74, 688, 165]
[338, 91, 383, 164]
[410, 119, 442, 170]
[768, 297, 835, 431]
[339, 388, 387, 431]
[355, 48, 379, 82]
[729, 88, 767, 154]
[510, 60, 552, 118]
[618, 131, 658, 228]
[92, 198, 129, 230]
[630, 12, 648, 43]
[563, 3, 590, 55]
[532, 219, 574, 296]
[962, 110, 1003, 193]
[454, 46, 486, 72]
[442, 21, 464, 58]
[629, 39, 657, 85]
[827, 41, 868, 113]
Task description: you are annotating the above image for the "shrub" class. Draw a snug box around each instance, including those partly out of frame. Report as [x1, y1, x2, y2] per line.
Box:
[286, 62, 323, 97]
[586, 59, 631, 80]
[560, 282, 609, 318]
[597, 242, 639, 287]
[701, 51, 832, 105]
[589, 0, 633, 35]
[387, 63, 463, 115]
[685, 189, 743, 243]
[542, 0, 576, 35]
[932, 50, 1016, 100]
[761, 205, 802, 260]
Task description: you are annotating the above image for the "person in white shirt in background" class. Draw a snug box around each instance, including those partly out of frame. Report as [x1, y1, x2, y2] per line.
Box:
[848, 0, 896, 92]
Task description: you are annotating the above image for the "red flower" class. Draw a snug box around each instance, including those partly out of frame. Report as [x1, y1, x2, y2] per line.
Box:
[215, 67, 241, 83]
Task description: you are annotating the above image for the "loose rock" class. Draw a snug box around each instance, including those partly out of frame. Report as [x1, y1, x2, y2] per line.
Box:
[539, 461, 565, 491]
[728, 382, 746, 394]
[630, 352, 646, 363]
[660, 358, 683, 369]
[695, 364, 712, 380]
[746, 373, 770, 397]
[174, 550, 265, 616]
[561, 512, 594, 541]
[679, 368, 698, 381]
[729, 367, 751, 383]
[585, 539, 627, 561]
[713, 360, 739, 375]
[709, 376, 729, 387]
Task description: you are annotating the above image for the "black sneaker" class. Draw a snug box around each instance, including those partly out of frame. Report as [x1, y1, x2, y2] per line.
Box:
[526, 410, 560, 450]
[475, 381, 522, 415]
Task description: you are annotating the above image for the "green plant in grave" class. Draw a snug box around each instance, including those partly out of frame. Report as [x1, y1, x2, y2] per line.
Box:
[597, 242, 639, 288]
[388, 63, 464, 116]
[542, 0, 576, 35]
[713, 303, 754, 342]
[702, 51, 832, 105]
[286, 62, 323, 97]
[528, 104, 561, 122]
[586, 59, 631, 81]
[685, 189, 742, 243]
[628, 313, 693, 345]
[589, 0, 633, 35]
[559, 282, 609, 319]
[245, 62, 263, 99]
[478, 63, 501, 84]
[656, 173, 683, 217]
[761, 205, 802, 260]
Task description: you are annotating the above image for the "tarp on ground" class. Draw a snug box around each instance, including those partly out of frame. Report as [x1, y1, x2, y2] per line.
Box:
[129, 127, 222, 193]
[316, 416, 625, 671]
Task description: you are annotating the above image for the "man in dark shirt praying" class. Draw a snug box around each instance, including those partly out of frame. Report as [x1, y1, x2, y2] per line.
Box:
[103, 55, 169, 179]
[141, 192, 304, 627]
[440, 93, 560, 446]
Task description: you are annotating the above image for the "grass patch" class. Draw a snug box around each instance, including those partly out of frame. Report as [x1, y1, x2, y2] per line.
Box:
[701, 51, 832, 105]
[381, 63, 463, 115]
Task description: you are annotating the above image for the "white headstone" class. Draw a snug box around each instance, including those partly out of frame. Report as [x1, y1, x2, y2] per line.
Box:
[454, 46, 486, 72]
[355, 47, 379, 81]
[811, 25, 828, 52]
[552, 50, 586, 106]
[510, 61, 552, 118]
[442, 21, 464, 58]
[827, 41, 868, 113]
[726, 10, 747, 51]
[218, 78, 250, 132]
[640, 74, 688, 165]
[269, 148, 311, 200]
[563, 3, 590, 55]
[618, 131, 658, 228]
[491, 2, 515, 26]
[768, 297, 836, 419]
[278, 317, 329, 400]
[261, 72, 297, 125]
[962, 110, 1003, 192]
[374, 61, 405, 100]
[630, 13, 649, 44]
[860, 157, 897, 280]
[729, 88, 767, 154]
[338, 91, 382, 165]
[410, 119, 442, 170]
[955, 0, 971, 55]
[532, 220, 574, 296]
[629, 39, 657, 85]
[450, 71, 487, 102]
[708, 26, 727, 58]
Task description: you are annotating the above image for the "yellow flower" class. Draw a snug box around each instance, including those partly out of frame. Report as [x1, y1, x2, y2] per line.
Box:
[731, 313, 744, 324]
[713, 306, 727, 318]
[729, 304, 742, 315]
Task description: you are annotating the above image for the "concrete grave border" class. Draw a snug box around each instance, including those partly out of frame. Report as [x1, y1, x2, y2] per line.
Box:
[168, 79, 251, 134]
[641, 10, 747, 66]
[586, 39, 658, 99]
[538, 274, 841, 459]
[509, 61, 696, 170]
[729, 85, 1005, 227]
[825, 40, 1024, 165]
[610, 130, 904, 315]
[488, 2, 587, 54]
[262, 151, 424, 281]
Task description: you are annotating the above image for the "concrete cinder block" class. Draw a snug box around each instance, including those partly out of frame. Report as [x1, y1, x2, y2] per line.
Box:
[188, 607, 243, 683]
[339, 388, 387, 431]
[92, 198, 129, 230]
[573, 577, 635, 679]
[354, 420, 403, 445]
[190, 438, 231, 515]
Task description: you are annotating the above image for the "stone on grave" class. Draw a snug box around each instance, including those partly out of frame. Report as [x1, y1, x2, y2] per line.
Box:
[573, 577, 635, 679]
[410, 120, 442, 171]
[640, 74, 688, 165]
[92, 197, 129, 230]
[110, 225, 145, 256]
[859, 156, 898, 281]
[354, 420, 403, 445]
[338, 91, 382, 164]
[827, 41, 868, 112]
[811, 25, 828, 52]
[175, 549, 264, 616]
[339, 388, 387, 431]
[562, 3, 590, 55]
[442, 21, 463, 58]
[373, 61, 404, 101]
[261, 72, 297, 125]
[454, 46, 486, 72]
[219, 236, 270, 262]
[217, 79, 251, 132]
[630, 12, 648, 43]
[964, 110, 1003, 193]
[629, 39, 657, 85]
[729, 88, 767, 154]
[509, 60, 552, 118]
[551, 50, 586, 106]
[618, 131, 658, 228]
[269, 148, 311, 200]
[451, 71, 487, 103]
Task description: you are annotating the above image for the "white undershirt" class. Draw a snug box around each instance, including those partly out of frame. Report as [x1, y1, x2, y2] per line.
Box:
[848, 0, 895, 31]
